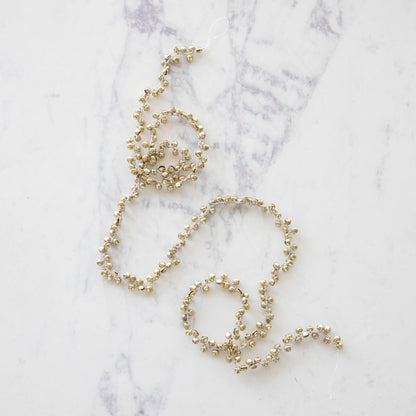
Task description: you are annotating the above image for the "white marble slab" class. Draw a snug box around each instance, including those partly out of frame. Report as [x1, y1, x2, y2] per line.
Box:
[1, 0, 416, 414]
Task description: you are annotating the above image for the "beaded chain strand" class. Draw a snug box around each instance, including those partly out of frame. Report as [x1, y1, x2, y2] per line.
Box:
[97, 46, 343, 374]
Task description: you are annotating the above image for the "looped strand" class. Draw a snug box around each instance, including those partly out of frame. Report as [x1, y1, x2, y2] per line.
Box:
[97, 47, 343, 374]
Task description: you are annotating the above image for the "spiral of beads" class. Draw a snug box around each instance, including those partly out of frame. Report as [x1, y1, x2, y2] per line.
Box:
[97, 46, 343, 374]
[126, 45, 207, 193]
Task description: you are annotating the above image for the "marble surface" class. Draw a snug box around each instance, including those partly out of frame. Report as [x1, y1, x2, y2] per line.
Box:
[1, 0, 416, 414]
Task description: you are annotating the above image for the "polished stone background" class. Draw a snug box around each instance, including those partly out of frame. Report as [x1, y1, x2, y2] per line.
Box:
[1, 0, 415, 415]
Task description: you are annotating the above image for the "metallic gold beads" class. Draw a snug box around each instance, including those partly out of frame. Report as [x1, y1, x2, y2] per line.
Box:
[97, 47, 343, 375]
[127, 45, 207, 192]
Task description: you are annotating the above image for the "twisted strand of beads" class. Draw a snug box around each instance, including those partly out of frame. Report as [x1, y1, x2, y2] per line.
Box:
[126, 45, 207, 192]
[97, 46, 343, 374]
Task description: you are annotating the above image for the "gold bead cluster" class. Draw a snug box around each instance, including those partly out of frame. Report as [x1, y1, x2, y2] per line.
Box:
[97, 46, 343, 374]
[126, 45, 207, 192]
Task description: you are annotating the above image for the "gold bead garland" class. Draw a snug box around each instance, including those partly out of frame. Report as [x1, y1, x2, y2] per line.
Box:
[97, 46, 343, 374]
[126, 45, 207, 192]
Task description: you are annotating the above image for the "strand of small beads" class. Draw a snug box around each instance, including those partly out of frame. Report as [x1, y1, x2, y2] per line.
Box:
[178, 196, 343, 374]
[97, 46, 343, 374]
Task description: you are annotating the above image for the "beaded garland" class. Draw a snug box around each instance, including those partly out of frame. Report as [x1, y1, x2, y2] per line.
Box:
[97, 46, 343, 374]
